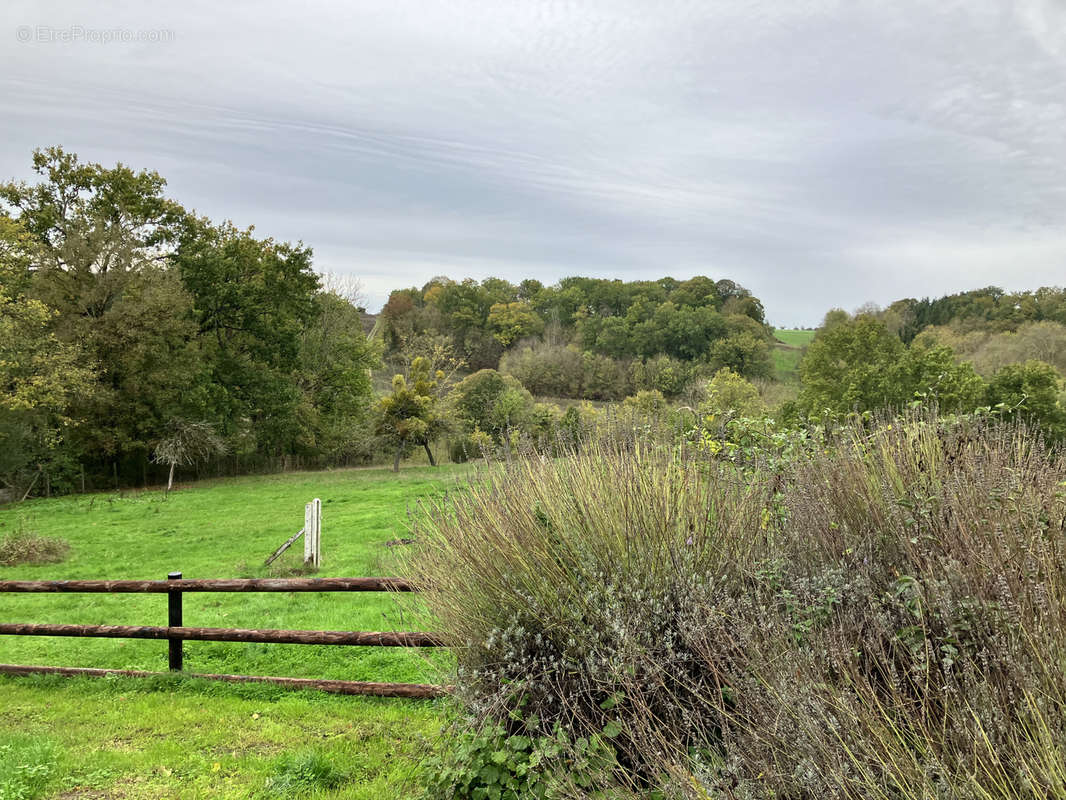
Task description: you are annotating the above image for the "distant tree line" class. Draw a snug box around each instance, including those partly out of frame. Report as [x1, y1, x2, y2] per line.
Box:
[791, 301, 1066, 440]
[380, 274, 775, 400]
[884, 286, 1066, 343]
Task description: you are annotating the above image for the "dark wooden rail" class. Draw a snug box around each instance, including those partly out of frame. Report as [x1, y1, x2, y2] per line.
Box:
[0, 576, 415, 593]
[0, 622, 442, 647]
[0, 664, 445, 698]
[0, 573, 444, 698]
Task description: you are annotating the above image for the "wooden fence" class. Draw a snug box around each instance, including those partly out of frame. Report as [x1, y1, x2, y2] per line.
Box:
[0, 573, 446, 698]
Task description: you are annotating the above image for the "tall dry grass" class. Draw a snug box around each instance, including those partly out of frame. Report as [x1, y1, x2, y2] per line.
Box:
[407, 413, 1066, 798]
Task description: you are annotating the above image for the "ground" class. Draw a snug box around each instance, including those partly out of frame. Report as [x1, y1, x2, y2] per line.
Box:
[0, 464, 470, 799]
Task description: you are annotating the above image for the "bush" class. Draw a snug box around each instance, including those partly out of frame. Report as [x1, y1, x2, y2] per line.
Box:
[450, 370, 536, 442]
[500, 344, 585, 398]
[449, 429, 495, 464]
[424, 721, 619, 800]
[629, 356, 693, 399]
[500, 344, 632, 401]
[408, 413, 1066, 797]
[0, 523, 69, 566]
[986, 359, 1066, 439]
[621, 390, 667, 415]
[698, 367, 766, 421]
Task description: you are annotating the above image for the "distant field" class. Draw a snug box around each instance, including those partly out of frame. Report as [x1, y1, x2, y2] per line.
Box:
[772, 328, 815, 382]
[773, 329, 816, 348]
[0, 465, 470, 798]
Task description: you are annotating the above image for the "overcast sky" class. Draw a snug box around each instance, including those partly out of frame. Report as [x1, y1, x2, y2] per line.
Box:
[2, 1, 1064, 326]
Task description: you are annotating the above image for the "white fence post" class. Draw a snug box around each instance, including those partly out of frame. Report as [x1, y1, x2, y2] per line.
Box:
[304, 498, 322, 567]
[312, 497, 321, 568]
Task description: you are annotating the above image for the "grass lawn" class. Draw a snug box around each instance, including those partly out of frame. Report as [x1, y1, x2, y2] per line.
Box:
[0, 464, 470, 799]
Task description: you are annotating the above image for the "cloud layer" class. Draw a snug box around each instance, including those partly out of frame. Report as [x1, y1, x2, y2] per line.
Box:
[2, 0, 1064, 324]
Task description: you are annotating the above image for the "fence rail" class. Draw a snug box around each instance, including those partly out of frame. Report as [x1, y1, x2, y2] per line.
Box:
[0, 576, 415, 593]
[0, 572, 445, 698]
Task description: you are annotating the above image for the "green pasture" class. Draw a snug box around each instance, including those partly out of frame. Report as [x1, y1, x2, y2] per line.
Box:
[0, 464, 470, 798]
[772, 328, 815, 382]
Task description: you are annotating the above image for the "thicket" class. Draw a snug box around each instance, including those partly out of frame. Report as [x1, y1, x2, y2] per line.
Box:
[410, 413, 1066, 798]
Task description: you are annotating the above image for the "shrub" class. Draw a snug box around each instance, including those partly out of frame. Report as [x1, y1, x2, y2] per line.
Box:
[500, 344, 632, 401]
[621, 390, 667, 416]
[424, 721, 620, 800]
[629, 356, 693, 399]
[448, 429, 494, 464]
[408, 413, 1066, 797]
[579, 352, 631, 401]
[986, 359, 1066, 438]
[450, 370, 536, 443]
[0, 523, 69, 566]
[698, 367, 766, 421]
[500, 344, 585, 399]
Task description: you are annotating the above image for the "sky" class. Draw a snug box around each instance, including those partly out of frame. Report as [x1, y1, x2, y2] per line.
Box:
[1, 1, 1064, 327]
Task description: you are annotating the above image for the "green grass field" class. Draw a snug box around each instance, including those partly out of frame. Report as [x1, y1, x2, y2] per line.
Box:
[771, 328, 815, 383]
[0, 465, 470, 799]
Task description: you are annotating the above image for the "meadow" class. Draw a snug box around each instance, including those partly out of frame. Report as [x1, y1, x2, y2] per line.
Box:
[0, 465, 468, 799]
[771, 328, 814, 382]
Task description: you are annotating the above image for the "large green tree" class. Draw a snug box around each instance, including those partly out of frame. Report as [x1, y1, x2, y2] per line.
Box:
[173, 218, 321, 454]
[0, 147, 207, 478]
[0, 215, 95, 495]
[798, 315, 983, 416]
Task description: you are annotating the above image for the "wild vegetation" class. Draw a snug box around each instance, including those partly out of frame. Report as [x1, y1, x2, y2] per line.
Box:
[407, 413, 1066, 798]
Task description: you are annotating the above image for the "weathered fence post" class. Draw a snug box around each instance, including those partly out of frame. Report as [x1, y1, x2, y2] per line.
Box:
[313, 498, 321, 568]
[167, 571, 183, 671]
[303, 499, 321, 568]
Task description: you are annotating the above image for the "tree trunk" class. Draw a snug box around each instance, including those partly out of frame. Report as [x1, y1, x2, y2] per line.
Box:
[423, 441, 437, 467]
[167, 462, 175, 492]
[393, 446, 403, 472]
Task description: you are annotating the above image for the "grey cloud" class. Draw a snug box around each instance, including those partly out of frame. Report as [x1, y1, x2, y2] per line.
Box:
[1, 0, 1064, 326]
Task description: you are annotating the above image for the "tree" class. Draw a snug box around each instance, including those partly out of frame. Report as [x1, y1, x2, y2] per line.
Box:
[449, 369, 535, 443]
[799, 315, 986, 417]
[487, 301, 544, 347]
[174, 218, 321, 453]
[151, 420, 227, 493]
[376, 357, 450, 471]
[798, 315, 907, 415]
[0, 230, 95, 495]
[985, 361, 1065, 439]
[295, 290, 381, 460]
[709, 331, 773, 378]
[1, 147, 205, 478]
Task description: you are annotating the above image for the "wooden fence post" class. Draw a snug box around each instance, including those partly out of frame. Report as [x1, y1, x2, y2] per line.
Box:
[313, 498, 321, 568]
[303, 499, 321, 568]
[167, 571, 183, 671]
